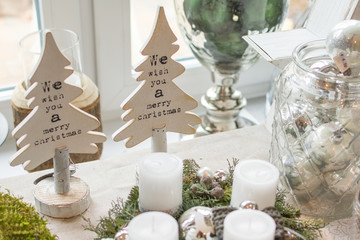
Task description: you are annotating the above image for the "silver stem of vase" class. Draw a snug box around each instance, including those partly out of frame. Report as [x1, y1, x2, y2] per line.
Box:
[199, 70, 255, 134]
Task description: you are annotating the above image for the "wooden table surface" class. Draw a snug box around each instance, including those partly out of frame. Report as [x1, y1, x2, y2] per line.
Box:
[0, 124, 356, 239]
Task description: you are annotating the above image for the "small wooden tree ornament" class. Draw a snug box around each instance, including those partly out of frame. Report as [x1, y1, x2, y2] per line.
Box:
[112, 6, 201, 151]
[10, 32, 106, 218]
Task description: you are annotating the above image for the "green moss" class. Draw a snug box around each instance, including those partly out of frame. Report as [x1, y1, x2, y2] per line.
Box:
[0, 188, 56, 240]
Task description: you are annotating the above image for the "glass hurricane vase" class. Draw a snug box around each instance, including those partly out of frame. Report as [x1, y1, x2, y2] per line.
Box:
[19, 29, 82, 89]
[174, 0, 289, 134]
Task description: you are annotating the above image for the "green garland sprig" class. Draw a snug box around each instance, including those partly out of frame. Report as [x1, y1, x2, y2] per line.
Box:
[0, 188, 56, 240]
[84, 159, 325, 239]
[275, 190, 325, 239]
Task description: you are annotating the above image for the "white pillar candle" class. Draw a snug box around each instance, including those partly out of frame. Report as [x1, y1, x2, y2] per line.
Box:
[223, 209, 276, 240]
[139, 152, 183, 212]
[128, 211, 179, 240]
[230, 159, 279, 210]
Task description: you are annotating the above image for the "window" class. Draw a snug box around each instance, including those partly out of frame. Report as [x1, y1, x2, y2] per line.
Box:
[0, 0, 314, 124]
[0, 0, 95, 124]
[91, 0, 212, 120]
[130, 0, 193, 65]
[283, 0, 313, 30]
[0, 0, 38, 123]
[93, 0, 281, 120]
[0, 0, 37, 91]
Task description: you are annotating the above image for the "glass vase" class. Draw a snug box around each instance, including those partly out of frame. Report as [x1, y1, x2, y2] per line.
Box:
[174, 0, 289, 134]
[271, 40, 360, 221]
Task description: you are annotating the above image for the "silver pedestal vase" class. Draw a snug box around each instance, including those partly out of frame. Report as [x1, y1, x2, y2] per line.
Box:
[174, 0, 289, 134]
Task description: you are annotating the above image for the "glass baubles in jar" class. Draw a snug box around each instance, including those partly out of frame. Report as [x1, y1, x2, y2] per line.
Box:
[271, 40, 360, 221]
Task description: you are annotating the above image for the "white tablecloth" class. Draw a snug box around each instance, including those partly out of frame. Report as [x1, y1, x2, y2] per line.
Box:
[0, 124, 356, 239]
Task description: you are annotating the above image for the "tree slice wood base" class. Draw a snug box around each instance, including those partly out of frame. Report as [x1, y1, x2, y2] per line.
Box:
[34, 176, 91, 218]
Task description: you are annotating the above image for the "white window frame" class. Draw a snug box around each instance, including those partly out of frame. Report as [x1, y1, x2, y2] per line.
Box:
[0, 0, 273, 126]
[92, 0, 273, 121]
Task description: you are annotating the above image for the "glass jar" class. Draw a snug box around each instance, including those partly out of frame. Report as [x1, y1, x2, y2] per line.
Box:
[271, 40, 360, 221]
[354, 189, 360, 234]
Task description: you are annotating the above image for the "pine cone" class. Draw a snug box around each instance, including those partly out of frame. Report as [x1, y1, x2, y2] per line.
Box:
[210, 187, 225, 199]
[200, 175, 213, 190]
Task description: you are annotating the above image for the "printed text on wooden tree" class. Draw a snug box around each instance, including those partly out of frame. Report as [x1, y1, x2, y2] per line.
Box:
[113, 7, 201, 148]
[11, 32, 106, 170]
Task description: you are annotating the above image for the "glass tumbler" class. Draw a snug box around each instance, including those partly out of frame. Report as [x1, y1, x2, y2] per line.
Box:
[19, 28, 82, 88]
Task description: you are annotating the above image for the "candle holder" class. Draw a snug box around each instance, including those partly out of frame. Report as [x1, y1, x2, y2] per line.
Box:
[19, 29, 82, 89]
[174, 0, 289, 134]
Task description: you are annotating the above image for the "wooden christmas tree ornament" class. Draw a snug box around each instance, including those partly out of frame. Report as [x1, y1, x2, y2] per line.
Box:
[112, 6, 201, 151]
[10, 32, 106, 218]
[11, 73, 103, 172]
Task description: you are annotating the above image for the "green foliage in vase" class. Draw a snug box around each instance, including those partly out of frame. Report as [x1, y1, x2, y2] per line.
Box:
[0, 188, 56, 240]
[84, 159, 325, 240]
[183, 0, 288, 62]
[265, 0, 289, 29]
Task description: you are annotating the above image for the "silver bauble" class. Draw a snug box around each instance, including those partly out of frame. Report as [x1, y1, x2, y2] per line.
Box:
[294, 116, 311, 136]
[326, 20, 360, 76]
[310, 59, 341, 75]
[304, 122, 355, 172]
[239, 200, 258, 210]
[213, 170, 228, 184]
[179, 206, 216, 240]
[337, 105, 360, 134]
[283, 154, 322, 197]
[284, 227, 306, 240]
[324, 167, 360, 197]
[307, 59, 342, 110]
[114, 226, 128, 240]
